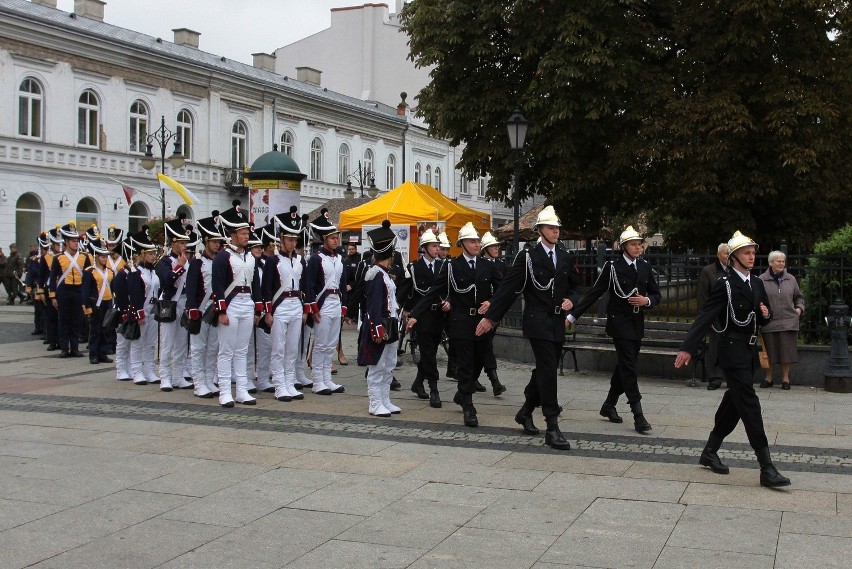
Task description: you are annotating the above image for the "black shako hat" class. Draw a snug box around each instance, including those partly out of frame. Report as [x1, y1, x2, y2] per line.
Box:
[59, 221, 80, 241]
[88, 237, 110, 256]
[368, 220, 396, 258]
[310, 208, 339, 241]
[164, 212, 191, 242]
[185, 225, 199, 253]
[129, 225, 158, 251]
[259, 223, 277, 247]
[274, 206, 303, 236]
[105, 225, 125, 245]
[196, 211, 225, 241]
[247, 225, 264, 248]
[218, 200, 251, 234]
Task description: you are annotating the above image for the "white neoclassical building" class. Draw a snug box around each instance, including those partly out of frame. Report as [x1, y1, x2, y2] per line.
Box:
[0, 0, 440, 249]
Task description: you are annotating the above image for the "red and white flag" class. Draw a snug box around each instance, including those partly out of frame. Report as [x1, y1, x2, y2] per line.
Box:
[108, 177, 139, 204]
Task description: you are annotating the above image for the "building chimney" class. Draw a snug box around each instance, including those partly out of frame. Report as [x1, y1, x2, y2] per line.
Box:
[172, 28, 201, 49]
[397, 92, 408, 116]
[252, 53, 276, 73]
[32, 0, 59, 8]
[74, 0, 105, 21]
[296, 66, 322, 86]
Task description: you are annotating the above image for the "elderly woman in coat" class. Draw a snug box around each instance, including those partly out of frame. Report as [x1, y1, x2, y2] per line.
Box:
[759, 251, 805, 390]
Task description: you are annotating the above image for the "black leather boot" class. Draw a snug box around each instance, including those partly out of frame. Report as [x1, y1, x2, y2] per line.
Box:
[453, 391, 478, 427]
[514, 403, 539, 435]
[485, 369, 506, 396]
[410, 378, 428, 399]
[630, 401, 652, 433]
[599, 403, 623, 423]
[544, 416, 571, 450]
[756, 447, 791, 487]
[699, 433, 729, 474]
[428, 380, 442, 408]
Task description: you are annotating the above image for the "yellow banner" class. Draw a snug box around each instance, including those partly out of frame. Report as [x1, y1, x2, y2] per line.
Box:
[249, 179, 302, 190]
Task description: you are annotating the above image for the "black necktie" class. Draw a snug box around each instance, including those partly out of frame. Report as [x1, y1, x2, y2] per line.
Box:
[631, 262, 637, 273]
[548, 250, 554, 267]
[428, 262, 433, 273]
[469, 260, 475, 270]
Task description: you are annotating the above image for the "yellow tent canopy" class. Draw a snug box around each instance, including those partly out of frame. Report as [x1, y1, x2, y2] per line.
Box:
[339, 181, 491, 258]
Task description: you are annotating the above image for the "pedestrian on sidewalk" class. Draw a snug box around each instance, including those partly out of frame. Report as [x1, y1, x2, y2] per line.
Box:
[698, 243, 730, 390]
[477, 206, 582, 450]
[50, 223, 90, 358]
[567, 226, 661, 433]
[80, 238, 114, 364]
[675, 230, 791, 488]
[758, 250, 804, 390]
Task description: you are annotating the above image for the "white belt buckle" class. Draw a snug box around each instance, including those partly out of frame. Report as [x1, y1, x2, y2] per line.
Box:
[749, 335, 757, 345]
[632, 306, 640, 314]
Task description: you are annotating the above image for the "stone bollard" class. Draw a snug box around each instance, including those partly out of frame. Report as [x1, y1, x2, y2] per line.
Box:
[824, 298, 852, 393]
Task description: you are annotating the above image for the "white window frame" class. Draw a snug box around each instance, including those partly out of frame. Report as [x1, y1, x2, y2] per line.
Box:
[129, 100, 149, 154]
[18, 77, 44, 140]
[386, 154, 396, 190]
[478, 176, 487, 197]
[176, 109, 193, 162]
[414, 162, 422, 183]
[363, 148, 374, 182]
[338, 143, 351, 184]
[231, 120, 247, 168]
[310, 137, 324, 180]
[434, 167, 442, 192]
[460, 174, 469, 195]
[77, 89, 100, 148]
[280, 130, 294, 157]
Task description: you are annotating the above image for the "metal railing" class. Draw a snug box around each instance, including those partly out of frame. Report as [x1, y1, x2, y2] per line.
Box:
[224, 167, 248, 196]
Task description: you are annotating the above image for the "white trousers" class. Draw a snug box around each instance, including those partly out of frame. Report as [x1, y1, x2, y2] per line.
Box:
[159, 295, 188, 385]
[312, 309, 340, 386]
[217, 294, 254, 390]
[367, 344, 396, 398]
[270, 300, 303, 389]
[115, 331, 130, 380]
[130, 309, 158, 382]
[190, 318, 219, 390]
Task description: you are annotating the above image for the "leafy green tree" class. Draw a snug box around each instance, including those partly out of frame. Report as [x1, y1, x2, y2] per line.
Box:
[801, 224, 852, 342]
[400, 0, 852, 249]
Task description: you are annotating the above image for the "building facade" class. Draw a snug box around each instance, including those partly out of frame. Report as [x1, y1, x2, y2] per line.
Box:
[0, 0, 421, 249]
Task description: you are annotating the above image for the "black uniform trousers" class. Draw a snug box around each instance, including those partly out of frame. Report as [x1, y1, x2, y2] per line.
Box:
[526, 339, 562, 418]
[33, 298, 44, 334]
[482, 330, 497, 371]
[44, 298, 59, 345]
[415, 329, 441, 389]
[452, 336, 487, 405]
[712, 366, 769, 451]
[88, 300, 112, 359]
[705, 331, 725, 382]
[56, 285, 83, 351]
[606, 338, 643, 405]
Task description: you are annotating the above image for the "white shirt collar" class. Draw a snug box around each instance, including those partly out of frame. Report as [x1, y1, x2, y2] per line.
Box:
[732, 267, 750, 282]
[622, 254, 637, 266]
[462, 253, 477, 264]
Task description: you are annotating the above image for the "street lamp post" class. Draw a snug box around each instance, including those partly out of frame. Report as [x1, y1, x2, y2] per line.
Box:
[506, 109, 529, 256]
[140, 115, 185, 219]
[342, 160, 379, 199]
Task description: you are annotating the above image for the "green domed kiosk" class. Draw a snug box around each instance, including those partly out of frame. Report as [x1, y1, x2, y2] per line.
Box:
[246, 149, 307, 227]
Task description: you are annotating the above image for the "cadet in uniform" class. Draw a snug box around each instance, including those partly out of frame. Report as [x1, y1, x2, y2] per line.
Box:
[40, 227, 63, 352]
[50, 222, 90, 358]
[111, 237, 133, 382]
[81, 237, 114, 364]
[478, 207, 583, 450]
[103, 226, 126, 356]
[478, 231, 507, 396]
[264, 208, 308, 402]
[407, 223, 502, 427]
[213, 200, 261, 407]
[245, 226, 273, 393]
[26, 233, 49, 338]
[400, 229, 445, 408]
[567, 226, 662, 433]
[304, 209, 348, 395]
[127, 227, 160, 385]
[358, 220, 401, 417]
[185, 212, 225, 398]
[676, 231, 791, 487]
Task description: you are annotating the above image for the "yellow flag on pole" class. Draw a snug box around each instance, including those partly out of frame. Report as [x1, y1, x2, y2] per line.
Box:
[157, 173, 200, 206]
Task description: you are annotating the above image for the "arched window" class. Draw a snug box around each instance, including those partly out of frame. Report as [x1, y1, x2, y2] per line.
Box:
[414, 162, 422, 183]
[76, 197, 100, 230]
[231, 121, 247, 168]
[18, 78, 44, 139]
[176, 109, 193, 162]
[128, 201, 150, 234]
[175, 205, 194, 223]
[434, 167, 442, 192]
[280, 130, 294, 157]
[129, 100, 149, 154]
[77, 90, 100, 147]
[363, 148, 374, 181]
[478, 177, 487, 197]
[460, 174, 469, 195]
[386, 154, 396, 190]
[338, 143, 351, 184]
[310, 137, 323, 180]
[425, 165, 432, 187]
[15, 193, 43, 248]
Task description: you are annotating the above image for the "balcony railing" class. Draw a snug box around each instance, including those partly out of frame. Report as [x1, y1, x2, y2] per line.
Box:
[224, 168, 248, 196]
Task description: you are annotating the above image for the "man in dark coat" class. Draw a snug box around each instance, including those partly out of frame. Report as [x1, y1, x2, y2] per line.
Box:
[567, 226, 662, 433]
[407, 223, 502, 428]
[676, 231, 790, 488]
[477, 206, 582, 450]
[698, 243, 730, 390]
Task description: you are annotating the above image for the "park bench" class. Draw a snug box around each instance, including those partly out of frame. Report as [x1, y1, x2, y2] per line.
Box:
[561, 316, 706, 384]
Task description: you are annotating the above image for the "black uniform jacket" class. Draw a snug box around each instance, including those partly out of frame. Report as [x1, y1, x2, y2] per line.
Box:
[400, 257, 445, 335]
[411, 255, 501, 340]
[570, 256, 662, 341]
[486, 244, 583, 343]
[680, 273, 772, 372]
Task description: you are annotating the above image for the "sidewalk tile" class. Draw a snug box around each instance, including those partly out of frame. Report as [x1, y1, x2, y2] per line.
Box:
[782, 512, 852, 538]
[284, 539, 423, 569]
[130, 459, 271, 497]
[401, 460, 550, 491]
[410, 526, 556, 569]
[281, 450, 421, 477]
[405, 482, 510, 508]
[465, 492, 595, 536]
[0, 498, 64, 531]
[666, 504, 780, 555]
[494, 452, 635, 476]
[681, 482, 837, 515]
[653, 547, 774, 569]
[165, 440, 307, 466]
[534, 471, 688, 503]
[775, 533, 852, 569]
[287, 476, 424, 516]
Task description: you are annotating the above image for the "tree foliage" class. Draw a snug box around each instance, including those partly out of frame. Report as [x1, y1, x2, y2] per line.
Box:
[400, 0, 852, 249]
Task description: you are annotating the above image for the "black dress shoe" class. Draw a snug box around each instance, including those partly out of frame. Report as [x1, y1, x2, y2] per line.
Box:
[390, 377, 401, 391]
[462, 406, 478, 427]
[277, 395, 293, 402]
[221, 401, 235, 408]
[248, 388, 258, 395]
[331, 385, 345, 394]
[314, 388, 332, 395]
[491, 380, 506, 397]
[634, 414, 652, 433]
[90, 358, 99, 364]
[429, 390, 442, 408]
[411, 382, 429, 399]
[759, 380, 773, 388]
[445, 367, 456, 379]
[781, 382, 791, 390]
[515, 408, 540, 435]
[46, 343, 58, 351]
[707, 378, 723, 390]
[59, 350, 70, 358]
[98, 356, 113, 363]
[263, 387, 275, 393]
[31, 330, 40, 336]
[760, 464, 791, 487]
[599, 404, 623, 424]
[544, 417, 571, 450]
[239, 399, 257, 406]
[195, 392, 215, 398]
[474, 380, 486, 392]
[69, 350, 84, 358]
[699, 448, 730, 474]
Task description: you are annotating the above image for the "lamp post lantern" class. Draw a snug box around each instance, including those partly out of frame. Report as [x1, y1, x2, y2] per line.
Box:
[140, 115, 185, 220]
[342, 160, 378, 199]
[506, 109, 529, 255]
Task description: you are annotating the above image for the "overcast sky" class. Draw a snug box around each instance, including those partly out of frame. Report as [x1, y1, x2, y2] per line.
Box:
[55, 0, 397, 64]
